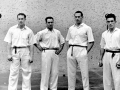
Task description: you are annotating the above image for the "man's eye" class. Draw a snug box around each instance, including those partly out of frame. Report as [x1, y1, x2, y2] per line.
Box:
[18, 18, 24, 20]
[75, 16, 80, 18]
[107, 20, 114, 23]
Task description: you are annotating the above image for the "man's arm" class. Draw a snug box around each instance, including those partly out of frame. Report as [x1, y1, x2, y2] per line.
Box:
[100, 48, 105, 61]
[7, 43, 12, 61]
[99, 48, 105, 67]
[34, 43, 43, 51]
[55, 43, 65, 55]
[28, 45, 34, 63]
[87, 41, 94, 53]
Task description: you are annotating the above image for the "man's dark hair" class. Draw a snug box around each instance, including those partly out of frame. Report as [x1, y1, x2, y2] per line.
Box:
[74, 11, 83, 17]
[17, 13, 26, 19]
[105, 13, 116, 21]
[45, 16, 54, 23]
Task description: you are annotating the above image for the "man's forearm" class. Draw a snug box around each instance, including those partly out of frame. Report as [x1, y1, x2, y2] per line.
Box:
[59, 43, 65, 53]
[34, 43, 43, 51]
[87, 42, 94, 53]
[100, 48, 105, 61]
[29, 45, 34, 58]
[7, 43, 12, 55]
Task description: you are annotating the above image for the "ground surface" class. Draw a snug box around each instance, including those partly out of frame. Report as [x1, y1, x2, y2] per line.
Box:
[0, 69, 104, 90]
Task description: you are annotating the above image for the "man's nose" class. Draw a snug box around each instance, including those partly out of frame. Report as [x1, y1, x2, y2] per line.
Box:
[50, 23, 52, 25]
[109, 22, 112, 24]
[19, 19, 23, 21]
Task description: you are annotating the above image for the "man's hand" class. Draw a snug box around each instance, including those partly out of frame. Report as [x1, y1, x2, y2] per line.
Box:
[8, 55, 13, 61]
[29, 56, 33, 63]
[116, 60, 120, 69]
[38, 46, 43, 51]
[55, 49, 61, 55]
[98, 60, 103, 67]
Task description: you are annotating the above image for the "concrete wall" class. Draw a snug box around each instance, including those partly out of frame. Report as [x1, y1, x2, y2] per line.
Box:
[1, 0, 120, 73]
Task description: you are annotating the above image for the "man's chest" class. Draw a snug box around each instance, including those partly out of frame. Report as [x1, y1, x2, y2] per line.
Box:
[70, 27, 87, 38]
[104, 31, 120, 42]
[12, 29, 29, 39]
[42, 32, 58, 41]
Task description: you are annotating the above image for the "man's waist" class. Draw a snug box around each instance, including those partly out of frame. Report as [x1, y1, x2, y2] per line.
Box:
[12, 46, 28, 49]
[42, 47, 59, 50]
[69, 44, 87, 48]
[105, 49, 120, 53]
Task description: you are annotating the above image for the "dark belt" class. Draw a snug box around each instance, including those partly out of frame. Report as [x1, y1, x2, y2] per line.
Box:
[43, 48, 59, 52]
[13, 46, 27, 54]
[69, 44, 87, 56]
[105, 49, 120, 58]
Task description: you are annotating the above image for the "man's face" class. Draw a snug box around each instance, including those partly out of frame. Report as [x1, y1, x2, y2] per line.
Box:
[46, 19, 54, 29]
[74, 13, 83, 24]
[106, 18, 116, 30]
[17, 15, 26, 26]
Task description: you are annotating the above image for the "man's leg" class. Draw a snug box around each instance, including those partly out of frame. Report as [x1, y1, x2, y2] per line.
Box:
[76, 48, 89, 90]
[103, 53, 113, 90]
[21, 48, 32, 90]
[8, 52, 20, 90]
[111, 53, 120, 90]
[67, 47, 77, 90]
[40, 51, 52, 90]
[49, 52, 59, 90]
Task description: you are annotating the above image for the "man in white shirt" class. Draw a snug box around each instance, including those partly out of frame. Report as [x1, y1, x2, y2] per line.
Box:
[66, 11, 94, 90]
[4, 13, 34, 90]
[34, 16, 65, 90]
[99, 13, 120, 90]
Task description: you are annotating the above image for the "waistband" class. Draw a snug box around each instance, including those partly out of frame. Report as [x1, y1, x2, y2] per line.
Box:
[69, 44, 87, 56]
[69, 44, 87, 48]
[105, 49, 120, 53]
[105, 49, 120, 58]
[43, 48, 59, 50]
[12, 46, 28, 54]
[12, 46, 28, 49]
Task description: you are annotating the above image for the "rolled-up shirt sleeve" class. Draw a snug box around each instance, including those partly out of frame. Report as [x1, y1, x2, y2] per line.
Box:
[58, 31, 65, 44]
[66, 28, 71, 42]
[87, 27, 94, 42]
[4, 28, 12, 44]
[36, 32, 43, 44]
[28, 30, 34, 45]
[100, 33, 105, 49]
[34, 33, 38, 44]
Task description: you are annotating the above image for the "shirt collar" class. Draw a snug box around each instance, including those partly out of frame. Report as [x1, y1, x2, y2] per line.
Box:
[46, 28, 55, 32]
[107, 27, 118, 33]
[74, 23, 84, 28]
[17, 24, 27, 30]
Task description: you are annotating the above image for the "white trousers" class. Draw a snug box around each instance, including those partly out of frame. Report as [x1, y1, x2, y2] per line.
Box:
[8, 48, 32, 90]
[103, 52, 120, 90]
[40, 50, 59, 90]
[67, 46, 89, 90]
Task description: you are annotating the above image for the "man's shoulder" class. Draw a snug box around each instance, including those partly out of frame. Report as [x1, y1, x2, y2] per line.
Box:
[9, 24, 18, 29]
[8, 25, 18, 32]
[25, 26, 33, 31]
[82, 23, 91, 29]
[69, 25, 74, 29]
[67, 25, 75, 31]
[115, 27, 120, 31]
[37, 28, 47, 34]
[54, 28, 61, 33]
[102, 30, 108, 36]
